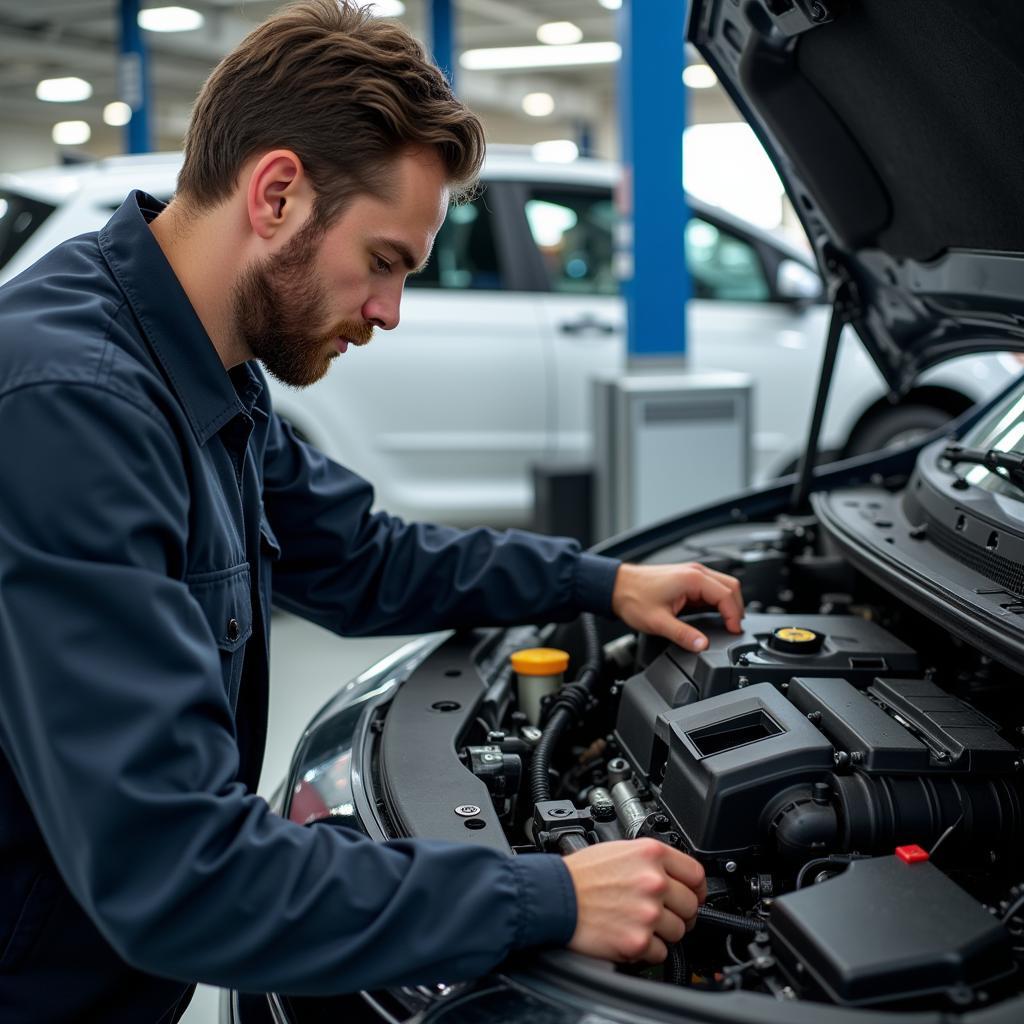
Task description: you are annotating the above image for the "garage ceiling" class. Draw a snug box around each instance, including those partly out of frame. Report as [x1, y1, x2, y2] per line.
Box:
[0, 1, 736, 157]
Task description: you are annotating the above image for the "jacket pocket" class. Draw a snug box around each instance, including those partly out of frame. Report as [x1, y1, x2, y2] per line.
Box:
[186, 562, 253, 708]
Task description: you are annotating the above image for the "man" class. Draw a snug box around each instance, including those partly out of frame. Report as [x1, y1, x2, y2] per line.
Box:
[0, 2, 744, 1020]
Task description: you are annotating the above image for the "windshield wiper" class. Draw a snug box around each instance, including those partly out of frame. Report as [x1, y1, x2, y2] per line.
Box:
[942, 444, 1024, 495]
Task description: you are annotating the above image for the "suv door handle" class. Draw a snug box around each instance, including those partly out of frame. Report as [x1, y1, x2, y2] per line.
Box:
[559, 315, 617, 336]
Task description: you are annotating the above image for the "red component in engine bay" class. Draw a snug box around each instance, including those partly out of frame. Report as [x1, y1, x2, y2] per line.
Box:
[895, 844, 930, 864]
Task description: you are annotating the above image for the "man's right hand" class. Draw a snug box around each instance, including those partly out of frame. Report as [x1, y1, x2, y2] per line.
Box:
[562, 839, 707, 963]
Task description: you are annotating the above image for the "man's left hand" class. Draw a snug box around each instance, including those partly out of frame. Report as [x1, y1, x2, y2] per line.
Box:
[611, 562, 745, 652]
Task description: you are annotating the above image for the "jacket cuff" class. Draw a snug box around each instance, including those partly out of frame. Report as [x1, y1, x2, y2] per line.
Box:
[573, 553, 621, 616]
[509, 853, 578, 950]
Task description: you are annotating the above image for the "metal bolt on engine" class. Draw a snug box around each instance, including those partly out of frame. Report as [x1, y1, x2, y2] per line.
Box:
[519, 726, 542, 744]
[725, 860, 738, 874]
[454, 805, 481, 817]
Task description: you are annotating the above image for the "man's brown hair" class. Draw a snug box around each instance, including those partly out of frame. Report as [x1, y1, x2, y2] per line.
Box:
[177, 0, 485, 226]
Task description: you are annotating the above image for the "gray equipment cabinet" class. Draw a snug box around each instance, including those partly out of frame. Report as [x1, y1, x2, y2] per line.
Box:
[593, 370, 752, 539]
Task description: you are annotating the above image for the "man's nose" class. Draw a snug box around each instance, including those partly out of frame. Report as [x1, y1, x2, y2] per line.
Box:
[362, 292, 401, 331]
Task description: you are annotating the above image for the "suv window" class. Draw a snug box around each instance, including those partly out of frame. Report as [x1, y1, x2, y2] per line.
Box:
[0, 190, 57, 272]
[524, 189, 618, 296]
[685, 218, 769, 301]
[406, 195, 503, 290]
[523, 187, 771, 302]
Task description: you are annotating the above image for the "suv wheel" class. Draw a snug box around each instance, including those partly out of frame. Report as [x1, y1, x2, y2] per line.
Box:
[845, 403, 951, 456]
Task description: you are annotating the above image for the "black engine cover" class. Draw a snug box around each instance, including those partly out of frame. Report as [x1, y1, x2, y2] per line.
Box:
[614, 614, 1021, 861]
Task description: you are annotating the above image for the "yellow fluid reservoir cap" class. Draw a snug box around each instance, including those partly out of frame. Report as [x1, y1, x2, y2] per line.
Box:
[776, 627, 818, 644]
[511, 647, 570, 676]
[769, 626, 824, 654]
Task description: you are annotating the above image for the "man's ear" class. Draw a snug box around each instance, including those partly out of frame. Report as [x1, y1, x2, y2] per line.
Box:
[245, 150, 314, 241]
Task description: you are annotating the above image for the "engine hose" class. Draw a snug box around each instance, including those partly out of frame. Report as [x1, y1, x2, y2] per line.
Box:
[696, 906, 763, 934]
[666, 943, 689, 986]
[529, 614, 603, 805]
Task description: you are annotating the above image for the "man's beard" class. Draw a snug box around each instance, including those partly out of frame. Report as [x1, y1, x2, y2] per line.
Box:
[231, 223, 373, 388]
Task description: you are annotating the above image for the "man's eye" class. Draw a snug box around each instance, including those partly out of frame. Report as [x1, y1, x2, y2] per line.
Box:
[374, 255, 391, 274]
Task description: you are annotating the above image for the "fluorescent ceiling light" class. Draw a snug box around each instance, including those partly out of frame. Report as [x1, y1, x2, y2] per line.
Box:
[138, 6, 204, 33]
[683, 64, 718, 89]
[461, 42, 620, 71]
[522, 92, 555, 117]
[598, 0, 622, 9]
[531, 139, 579, 164]
[103, 101, 133, 127]
[36, 77, 93, 103]
[537, 21, 583, 46]
[52, 120, 91, 146]
[364, 0, 406, 15]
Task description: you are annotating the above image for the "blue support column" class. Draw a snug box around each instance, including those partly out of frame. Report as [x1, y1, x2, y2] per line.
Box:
[119, 0, 152, 153]
[428, 0, 455, 88]
[617, 0, 690, 363]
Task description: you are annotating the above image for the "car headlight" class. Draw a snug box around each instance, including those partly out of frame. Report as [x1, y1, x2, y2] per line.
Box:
[280, 633, 449, 833]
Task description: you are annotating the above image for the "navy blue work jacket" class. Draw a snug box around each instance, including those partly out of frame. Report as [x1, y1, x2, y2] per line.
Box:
[0, 192, 621, 1022]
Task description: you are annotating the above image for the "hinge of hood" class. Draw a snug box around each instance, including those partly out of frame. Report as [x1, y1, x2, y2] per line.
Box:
[754, 0, 847, 40]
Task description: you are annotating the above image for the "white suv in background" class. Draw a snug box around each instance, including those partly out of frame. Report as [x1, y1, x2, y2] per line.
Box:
[1, 149, 1017, 527]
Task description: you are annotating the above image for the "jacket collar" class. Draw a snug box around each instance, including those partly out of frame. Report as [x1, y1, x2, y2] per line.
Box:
[98, 190, 262, 444]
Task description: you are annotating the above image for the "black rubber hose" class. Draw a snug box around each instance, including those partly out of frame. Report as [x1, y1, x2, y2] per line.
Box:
[529, 707, 571, 804]
[529, 614, 602, 805]
[666, 943, 688, 986]
[696, 906, 763, 934]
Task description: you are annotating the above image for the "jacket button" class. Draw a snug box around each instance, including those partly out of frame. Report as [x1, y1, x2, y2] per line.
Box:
[227, 618, 240, 642]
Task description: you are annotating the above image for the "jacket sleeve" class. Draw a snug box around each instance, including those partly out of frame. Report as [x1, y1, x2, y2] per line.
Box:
[260, 411, 621, 636]
[0, 382, 577, 994]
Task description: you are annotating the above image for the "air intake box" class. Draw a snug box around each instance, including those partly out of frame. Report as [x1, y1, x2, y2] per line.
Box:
[658, 682, 833, 855]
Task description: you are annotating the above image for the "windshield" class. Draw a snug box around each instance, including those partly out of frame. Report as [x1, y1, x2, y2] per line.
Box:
[0, 189, 56, 272]
[955, 375, 1024, 499]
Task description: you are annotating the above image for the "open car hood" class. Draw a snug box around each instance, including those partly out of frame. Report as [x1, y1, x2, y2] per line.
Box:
[688, 0, 1024, 394]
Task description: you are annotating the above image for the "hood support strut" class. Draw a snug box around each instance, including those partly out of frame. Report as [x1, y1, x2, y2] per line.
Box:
[791, 287, 856, 511]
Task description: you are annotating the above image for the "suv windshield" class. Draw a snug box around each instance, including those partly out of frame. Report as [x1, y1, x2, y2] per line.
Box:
[952, 376, 1024, 499]
[0, 189, 56, 272]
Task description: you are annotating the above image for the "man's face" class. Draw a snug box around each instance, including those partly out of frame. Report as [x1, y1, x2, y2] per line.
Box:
[232, 147, 449, 388]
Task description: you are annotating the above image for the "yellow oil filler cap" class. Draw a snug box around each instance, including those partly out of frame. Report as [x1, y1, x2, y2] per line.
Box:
[511, 648, 570, 726]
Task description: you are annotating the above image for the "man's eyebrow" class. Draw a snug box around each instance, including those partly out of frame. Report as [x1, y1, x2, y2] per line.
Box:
[373, 237, 429, 274]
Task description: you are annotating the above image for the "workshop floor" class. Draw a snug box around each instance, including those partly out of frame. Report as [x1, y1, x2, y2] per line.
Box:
[181, 611, 419, 1023]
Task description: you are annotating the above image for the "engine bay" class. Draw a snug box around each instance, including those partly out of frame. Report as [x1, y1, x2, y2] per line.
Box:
[441, 508, 1024, 1013]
